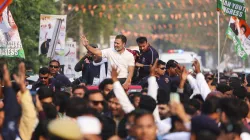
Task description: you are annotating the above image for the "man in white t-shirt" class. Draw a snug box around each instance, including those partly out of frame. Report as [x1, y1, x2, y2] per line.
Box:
[81, 34, 135, 90]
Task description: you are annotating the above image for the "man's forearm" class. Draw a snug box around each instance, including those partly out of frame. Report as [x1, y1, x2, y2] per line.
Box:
[85, 45, 102, 57]
[125, 66, 134, 83]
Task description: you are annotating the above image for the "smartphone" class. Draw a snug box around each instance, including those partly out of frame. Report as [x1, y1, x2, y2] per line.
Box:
[170, 93, 180, 103]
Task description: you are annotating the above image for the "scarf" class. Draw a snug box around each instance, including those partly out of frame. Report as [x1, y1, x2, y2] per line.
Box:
[93, 58, 107, 84]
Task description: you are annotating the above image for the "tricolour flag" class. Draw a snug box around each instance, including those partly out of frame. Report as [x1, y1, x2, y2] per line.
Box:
[0, 0, 12, 14]
[226, 16, 250, 59]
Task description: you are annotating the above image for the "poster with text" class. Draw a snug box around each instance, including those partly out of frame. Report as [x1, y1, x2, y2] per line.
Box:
[64, 41, 77, 78]
[39, 14, 67, 64]
[226, 16, 250, 59]
[0, 7, 25, 58]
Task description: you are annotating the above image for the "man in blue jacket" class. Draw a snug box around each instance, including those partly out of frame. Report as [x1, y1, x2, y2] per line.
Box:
[135, 37, 159, 81]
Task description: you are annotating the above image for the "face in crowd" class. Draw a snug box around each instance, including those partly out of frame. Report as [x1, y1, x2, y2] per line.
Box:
[88, 92, 104, 113]
[138, 41, 149, 53]
[114, 38, 125, 52]
[73, 88, 86, 98]
[134, 114, 157, 140]
[39, 72, 49, 85]
[108, 97, 124, 117]
[49, 61, 60, 76]
[156, 64, 167, 76]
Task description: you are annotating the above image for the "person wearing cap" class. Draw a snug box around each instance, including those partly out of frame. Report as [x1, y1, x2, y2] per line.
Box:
[81, 35, 135, 90]
[77, 116, 102, 140]
[48, 118, 82, 140]
[136, 37, 159, 81]
[81, 44, 108, 86]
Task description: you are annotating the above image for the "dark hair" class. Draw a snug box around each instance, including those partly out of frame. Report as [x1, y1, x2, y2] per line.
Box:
[39, 67, 50, 75]
[189, 98, 202, 111]
[99, 79, 113, 91]
[37, 87, 54, 100]
[65, 97, 90, 118]
[53, 91, 70, 113]
[157, 60, 166, 67]
[136, 37, 147, 44]
[220, 98, 245, 121]
[140, 89, 148, 94]
[202, 96, 220, 115]
[105, 90, 116, 101]
[241, 25, 247, 34]
[115, 35, 127, 44]
[133, 109, 153, 123]
[216, 84, 232, 94]
[85, 90, 103, 100]
[192, 94, 204, 103]
[42, 103, 57, 120]
[139, 95, 156, 113]
[49, 60, 60, 66]
[196, 130, 218, 140]
[233, 86, 247, 100]
[72, 85, 88, 95]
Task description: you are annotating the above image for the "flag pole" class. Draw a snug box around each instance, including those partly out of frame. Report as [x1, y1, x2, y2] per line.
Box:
[217, 11, 220, 83]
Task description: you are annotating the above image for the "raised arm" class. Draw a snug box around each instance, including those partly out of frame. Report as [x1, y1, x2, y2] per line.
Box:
[111, 67, 135, 114]
[14, 63, 37, 140]
[81, 35, 102, 57]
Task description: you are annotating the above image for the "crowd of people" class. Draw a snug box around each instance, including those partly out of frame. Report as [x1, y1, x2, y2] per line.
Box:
[1, 35, 250, 140]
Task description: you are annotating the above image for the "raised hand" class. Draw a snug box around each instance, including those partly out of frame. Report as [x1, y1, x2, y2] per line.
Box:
[111, 66, 119, 82]
[80, 34, 89, 47]
[181, 66, 188, 81]
[13, 62, 26, 93]
[192, 59, 201, 74]
[150, 59, 158, 76]
[3, 64, 11, 87]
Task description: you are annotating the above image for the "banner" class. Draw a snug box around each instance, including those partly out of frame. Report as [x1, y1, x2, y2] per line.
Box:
[64, 40, 77, 78]
[226, 16, 250, 59]
[39, 14, 67, 64]
[0, 0, 12, 14]
[217, 0, 246, 20]
[0, 7, 25, 58]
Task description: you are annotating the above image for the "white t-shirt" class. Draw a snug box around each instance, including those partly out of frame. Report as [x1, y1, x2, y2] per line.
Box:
[101, 48, 135, 78]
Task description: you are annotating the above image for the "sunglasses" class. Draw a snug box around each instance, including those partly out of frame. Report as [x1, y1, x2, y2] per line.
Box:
[90, 100, 104, 106]
[49, 65, 59, 68]
[40, 77, 48, 79]
[160, 67, 166, 70]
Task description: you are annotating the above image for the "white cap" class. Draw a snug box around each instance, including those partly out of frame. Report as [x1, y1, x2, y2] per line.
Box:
[77, 116, 101, 135]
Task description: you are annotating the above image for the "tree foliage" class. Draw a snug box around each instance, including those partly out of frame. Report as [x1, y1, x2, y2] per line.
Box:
[7, 0, 59, 73]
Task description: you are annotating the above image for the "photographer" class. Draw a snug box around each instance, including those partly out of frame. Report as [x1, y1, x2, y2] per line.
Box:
[74, 44, 98, 75]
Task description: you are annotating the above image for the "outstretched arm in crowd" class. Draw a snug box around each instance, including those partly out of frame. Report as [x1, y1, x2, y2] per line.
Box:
[111, 67, 135, 114]
[147, 59, 161, 122]
[193, 59, 211, 100]
[1, 64, 21, 140]
[81, 35, 102, 57]
[14, 63, 37, 140]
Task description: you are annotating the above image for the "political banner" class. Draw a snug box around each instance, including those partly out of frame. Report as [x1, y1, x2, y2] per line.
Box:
[0, 7, 25, 58]
[217, 0, 246, 20]
[0, 0, 12, 14]
[39, 14, 67, 64]
[226, 16, 250, 59]
[64, 41, 77, 78]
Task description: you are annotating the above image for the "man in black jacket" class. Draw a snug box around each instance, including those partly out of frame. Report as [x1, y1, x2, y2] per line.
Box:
[135, 37, 159, 81]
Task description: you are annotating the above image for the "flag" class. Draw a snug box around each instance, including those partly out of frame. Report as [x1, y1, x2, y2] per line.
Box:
[226, 16, 250, 59]
[0, 7, 25, 58]
[0, 0, 12, 14]
[217, 0, 246, 20]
